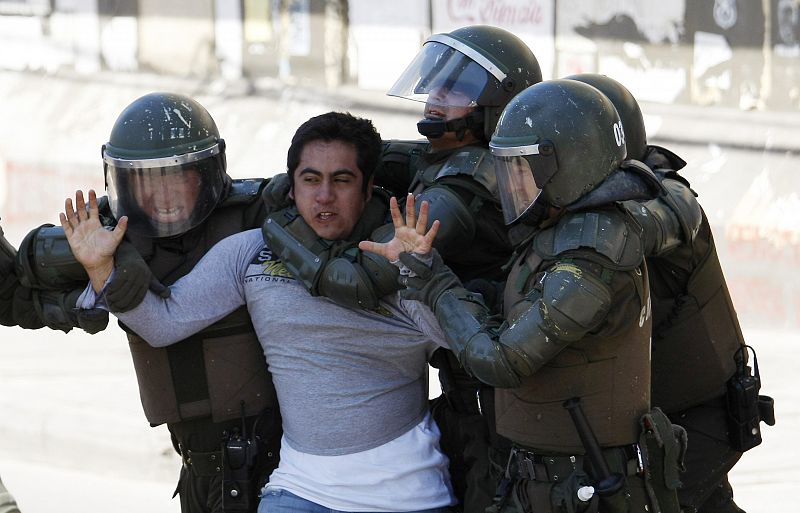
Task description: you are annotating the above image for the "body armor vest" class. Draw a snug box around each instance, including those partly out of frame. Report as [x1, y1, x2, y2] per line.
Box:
[648, 211, 745, 413]
[643, 149, 746, 414]
[410, 145, 511, 282]
[113, 179, 277, 425]
[496, 233, 651, 454]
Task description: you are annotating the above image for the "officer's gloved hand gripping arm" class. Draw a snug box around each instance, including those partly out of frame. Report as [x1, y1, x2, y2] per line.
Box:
[261, 170, 483, 311]
[399, 251, 612, 389]
[0, 216, 109, 333]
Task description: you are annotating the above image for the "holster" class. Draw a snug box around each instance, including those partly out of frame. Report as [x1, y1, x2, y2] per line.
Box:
[638, 408, 686, 513]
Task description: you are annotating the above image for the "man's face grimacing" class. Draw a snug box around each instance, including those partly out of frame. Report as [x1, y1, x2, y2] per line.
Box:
[131, 167, 202, 225]
[290, 139, 373, 241]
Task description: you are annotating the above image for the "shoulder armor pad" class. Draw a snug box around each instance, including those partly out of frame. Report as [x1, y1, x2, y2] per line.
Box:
[220, 178, 267, 207]
[533, 208, 644, 270]
[656, 168, 694, 192]
[416, 185, 476, 248]
[375, 139, 429, 195]
[645, 145, 687, 172]
[435, 145, 497, 197]
[381, 139, 429, 159]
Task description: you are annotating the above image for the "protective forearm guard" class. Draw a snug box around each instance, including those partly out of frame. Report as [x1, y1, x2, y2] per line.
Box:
[435, 288, 521, 388]
[262, 195, 400, 311]
[15, 224, 88, 289]
[435, 260, 614, 388]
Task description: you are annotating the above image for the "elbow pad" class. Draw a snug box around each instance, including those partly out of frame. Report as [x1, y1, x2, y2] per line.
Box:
[416, 186, 476, 251]
[317, 248, 400, 310]
[265, 207, 400, 309]
[317, 257, 380, 310]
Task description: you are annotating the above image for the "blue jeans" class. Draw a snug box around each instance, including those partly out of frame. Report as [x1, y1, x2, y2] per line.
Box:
[258, 488, 453, 513]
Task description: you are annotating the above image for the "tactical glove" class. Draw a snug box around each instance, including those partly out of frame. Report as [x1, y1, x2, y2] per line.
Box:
[105, 241, 167, 312]
[261, 173, 292, 214]
[33, 287, 108, 334]
[397, 249, 462, 311]
[65, 288, 109, 334]
[463, 278, 504, 314]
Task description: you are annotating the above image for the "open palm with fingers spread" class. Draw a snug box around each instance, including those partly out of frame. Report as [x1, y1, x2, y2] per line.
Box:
[359, 193, 439, 262]
[59, 189, 128, 292]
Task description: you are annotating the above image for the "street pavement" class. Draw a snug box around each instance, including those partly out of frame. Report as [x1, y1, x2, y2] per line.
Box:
[0, 69, 799, 512]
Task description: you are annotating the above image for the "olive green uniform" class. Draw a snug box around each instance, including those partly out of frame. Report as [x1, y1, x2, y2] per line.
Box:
[0, 180, 282, 513]
[626, 146, 749, 513]
[417, 201, 685, 513]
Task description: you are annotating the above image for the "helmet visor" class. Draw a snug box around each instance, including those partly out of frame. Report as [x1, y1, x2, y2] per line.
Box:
[387, 40, 500, 108]
[106, 157, 225, 238]
[492, 142, 558, 225]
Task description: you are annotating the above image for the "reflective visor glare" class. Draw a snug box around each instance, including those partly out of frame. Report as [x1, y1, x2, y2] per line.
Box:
[387, 42, 491, 107]
[140, 166, 201, 219]
[107, 163, 208, 237]
[494, 156, 542, 224]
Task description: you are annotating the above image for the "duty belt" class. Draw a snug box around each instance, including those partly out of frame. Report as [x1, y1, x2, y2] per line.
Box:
[179, 444, 223, 477]
[506, 445, 643, 483]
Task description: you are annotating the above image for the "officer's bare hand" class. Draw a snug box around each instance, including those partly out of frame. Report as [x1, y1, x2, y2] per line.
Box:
[59, 189, 128, 292]
[359, 193, 439, 262]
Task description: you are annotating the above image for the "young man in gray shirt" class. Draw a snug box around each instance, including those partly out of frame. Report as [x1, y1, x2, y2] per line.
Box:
[61, 112, 454, 513]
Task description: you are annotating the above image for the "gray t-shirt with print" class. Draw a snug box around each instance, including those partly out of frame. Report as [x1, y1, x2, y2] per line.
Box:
[114, 228, 446, 456]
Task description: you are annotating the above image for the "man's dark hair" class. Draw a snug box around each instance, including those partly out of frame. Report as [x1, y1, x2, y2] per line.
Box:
[286, 111, 382, 193]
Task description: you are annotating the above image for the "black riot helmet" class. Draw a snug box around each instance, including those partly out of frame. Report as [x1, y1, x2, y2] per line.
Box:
[490, 80, 627, 225]
[388, 25, 542, 141]
[102, 92, 230, 238]
[565, 73, 647, 160]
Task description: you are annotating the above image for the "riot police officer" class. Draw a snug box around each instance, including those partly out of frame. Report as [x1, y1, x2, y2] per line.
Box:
[365, 79, 684, 513]
[566, 73, 774, 513]
[259, 25, 541, 513]
[0, 93, 281, 513]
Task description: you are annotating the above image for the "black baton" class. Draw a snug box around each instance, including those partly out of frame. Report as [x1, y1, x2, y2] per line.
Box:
[563, 397, 624, 497]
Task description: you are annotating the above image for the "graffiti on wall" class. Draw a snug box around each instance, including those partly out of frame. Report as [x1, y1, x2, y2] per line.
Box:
[556, 0, 799, 110]
[432, 0, 556, 79]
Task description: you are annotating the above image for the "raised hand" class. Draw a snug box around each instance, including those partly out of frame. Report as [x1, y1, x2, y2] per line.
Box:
[59, 189, 128, 292]
[359, 193, 439, 262]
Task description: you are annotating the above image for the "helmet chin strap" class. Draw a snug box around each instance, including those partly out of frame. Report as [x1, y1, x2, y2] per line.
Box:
[417, 110, 485, 140]
[518, 198, 550, 227]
